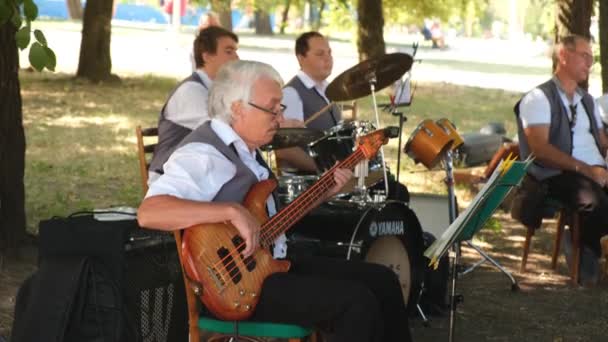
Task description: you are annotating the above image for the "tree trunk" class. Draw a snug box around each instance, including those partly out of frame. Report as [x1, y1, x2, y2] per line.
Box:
[554, 0, 593, 40]
[600, 0, 608, 93]
[211, 0, 233, 31]
[553, 0, 593, 88]
[279, 0, 291, 34]
[254, 10, 273, 35]
[0, 22, 27, 254]
[66, 0, 84, 20]
[311, 0, 325, 30]
[76, 0, 115, 82]
[356, 0, 385, 61]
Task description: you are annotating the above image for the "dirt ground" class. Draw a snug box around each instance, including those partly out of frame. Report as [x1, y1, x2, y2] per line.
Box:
[1, 212, 607, 342]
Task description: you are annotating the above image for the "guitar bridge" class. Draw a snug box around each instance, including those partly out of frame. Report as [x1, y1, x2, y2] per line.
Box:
[207, 266, 227, 291]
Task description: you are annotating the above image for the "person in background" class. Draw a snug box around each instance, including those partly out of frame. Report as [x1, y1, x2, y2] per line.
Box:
[514, 34, 608, 281]
[138, 60, 414, 342]
[148, 26, 239, 184]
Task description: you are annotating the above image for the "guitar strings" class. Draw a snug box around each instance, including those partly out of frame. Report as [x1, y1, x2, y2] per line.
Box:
[209, 149, 363, 284]
[208, 149, 366, 285]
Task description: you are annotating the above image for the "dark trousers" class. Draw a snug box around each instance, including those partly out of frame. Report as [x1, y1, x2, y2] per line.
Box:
[249, 256, 412, 342]
[545, 171, 608, 255]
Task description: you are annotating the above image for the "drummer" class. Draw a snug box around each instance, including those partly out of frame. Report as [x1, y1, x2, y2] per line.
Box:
[276, 31, 339, 174]
[277, 31, 410, 202]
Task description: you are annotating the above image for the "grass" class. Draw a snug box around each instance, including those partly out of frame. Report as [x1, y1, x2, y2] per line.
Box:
[20, 71, 523, 233]
[21, 72, 176, 232]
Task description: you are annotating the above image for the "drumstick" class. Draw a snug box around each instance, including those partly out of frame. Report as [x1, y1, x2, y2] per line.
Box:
[303, 103, 334, 126]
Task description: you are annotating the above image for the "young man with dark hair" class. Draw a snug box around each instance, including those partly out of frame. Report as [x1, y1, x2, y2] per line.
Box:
[148, 26, 239, 183]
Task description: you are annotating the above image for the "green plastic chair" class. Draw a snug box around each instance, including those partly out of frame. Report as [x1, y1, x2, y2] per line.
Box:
[172, 231, 315, 342]
[199, 316, 313, 342]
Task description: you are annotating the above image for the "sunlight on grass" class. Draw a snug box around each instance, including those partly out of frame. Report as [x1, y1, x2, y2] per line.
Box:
[20, 72, 522, 233]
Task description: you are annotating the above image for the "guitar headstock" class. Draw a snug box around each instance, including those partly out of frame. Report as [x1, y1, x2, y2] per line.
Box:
[357, 126, 399, 160]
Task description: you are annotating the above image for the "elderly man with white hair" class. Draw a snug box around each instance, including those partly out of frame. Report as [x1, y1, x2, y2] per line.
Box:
[138, 60, 413, 342]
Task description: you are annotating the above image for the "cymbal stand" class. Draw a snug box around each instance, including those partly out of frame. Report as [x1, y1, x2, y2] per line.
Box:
[351, 160, 371, 203]
[367, 74, 390, 197]
[443, 150, 462, 342]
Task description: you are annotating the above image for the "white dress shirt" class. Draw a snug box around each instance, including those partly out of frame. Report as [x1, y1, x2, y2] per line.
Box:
[165, 69, 212, 130]
[519, 85, 606, 167]
[282, 70, 330, 121]
[147, 119, 287, 258]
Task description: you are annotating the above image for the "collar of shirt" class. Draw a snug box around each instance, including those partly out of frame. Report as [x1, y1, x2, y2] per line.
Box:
[209, 119, 262, 170]
[195, 69, 213, 89]
[551, 75, 583, 105]
[297, 70, 328, 94]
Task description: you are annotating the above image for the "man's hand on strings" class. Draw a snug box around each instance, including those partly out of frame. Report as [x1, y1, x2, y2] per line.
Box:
[227, 203, 260, 257]
[326, 166, 353, 199]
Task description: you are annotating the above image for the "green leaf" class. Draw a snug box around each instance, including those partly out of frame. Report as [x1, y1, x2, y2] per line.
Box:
[0, 1, 12, 25]
[34, 29, 47, 46]
[29, 42, 47, 72]
[23, 0, 38, 21]
[43, 46, 57, 71]
[15, 25, 31, 50]
[11, 7, 22, 28]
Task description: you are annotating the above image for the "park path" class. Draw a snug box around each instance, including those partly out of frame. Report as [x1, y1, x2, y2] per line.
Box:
[21, 21, 604, 96]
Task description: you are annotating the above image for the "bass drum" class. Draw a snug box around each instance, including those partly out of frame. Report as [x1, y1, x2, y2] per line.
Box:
[287, 200, 425, 307]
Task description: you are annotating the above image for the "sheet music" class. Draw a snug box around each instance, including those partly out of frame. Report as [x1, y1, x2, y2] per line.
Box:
[424, 157, 532, 268]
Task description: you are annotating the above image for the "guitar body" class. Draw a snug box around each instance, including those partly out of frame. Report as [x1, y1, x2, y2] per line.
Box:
[181, 179, 291, 321]
[179, 127, 393, 321]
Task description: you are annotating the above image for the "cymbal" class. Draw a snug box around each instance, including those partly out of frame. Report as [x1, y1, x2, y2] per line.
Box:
[326, 53, 413, 102]
[261, 128, 325, 151]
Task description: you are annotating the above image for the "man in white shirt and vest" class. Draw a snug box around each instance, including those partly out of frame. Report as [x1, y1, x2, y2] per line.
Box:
[138, 60, 413, 342]
[515, 34, 608, 270]
[148, 26, 239, 184]
[278, 31, 410, 202]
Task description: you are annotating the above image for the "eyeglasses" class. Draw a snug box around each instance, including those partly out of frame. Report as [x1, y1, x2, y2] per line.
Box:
[247, 102, 286, 117]
[567, 48, 594, 63]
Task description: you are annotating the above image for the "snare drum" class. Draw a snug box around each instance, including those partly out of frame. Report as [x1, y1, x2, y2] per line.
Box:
[308, 121, 376, 172]
[277, 175, 319, 205]
[404, 119, 454, 169]
[436, 118, 463, 150]
[287, 200, 425, 306]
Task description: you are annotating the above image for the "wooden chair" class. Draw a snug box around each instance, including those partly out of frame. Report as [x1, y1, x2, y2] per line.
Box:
[341, 101, 358, 121]
[135, 125, 316, 341]
[172, 230, 315, 342]
[478, 142, 582, 284]
[135, 125, 158, 194]
[520, 199, 582, 285]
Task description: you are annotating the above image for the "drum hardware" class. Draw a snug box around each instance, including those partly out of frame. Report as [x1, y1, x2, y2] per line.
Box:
[350, 160, 372, 203]
[371, 190, 387, 203]
[326, 53, 413, 199]
[277, 175, 319, 204]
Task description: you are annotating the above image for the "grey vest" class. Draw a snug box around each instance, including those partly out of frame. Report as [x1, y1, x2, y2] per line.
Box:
[515, 78, 600, 180]
[177, 121, 279, 205]
[149, 72, 208, 174]
[285, 76, 341, 131]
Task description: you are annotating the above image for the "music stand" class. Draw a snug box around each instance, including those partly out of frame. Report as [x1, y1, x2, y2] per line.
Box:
[425, 156, 531, 342]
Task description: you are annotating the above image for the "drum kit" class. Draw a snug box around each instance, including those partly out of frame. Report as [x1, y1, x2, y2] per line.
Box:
[262, 51, 468, 317]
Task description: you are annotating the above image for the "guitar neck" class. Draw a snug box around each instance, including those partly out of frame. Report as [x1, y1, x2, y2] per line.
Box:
[260, 148, 366, 245]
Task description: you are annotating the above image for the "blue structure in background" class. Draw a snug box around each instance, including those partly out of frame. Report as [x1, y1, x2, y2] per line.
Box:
[115, 4, 167, 24]
[35, 0, 274, 28]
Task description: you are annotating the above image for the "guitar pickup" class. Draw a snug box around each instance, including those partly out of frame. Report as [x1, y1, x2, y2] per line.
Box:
[217, 247, 242, 284]
[232, 235, 257, 272]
